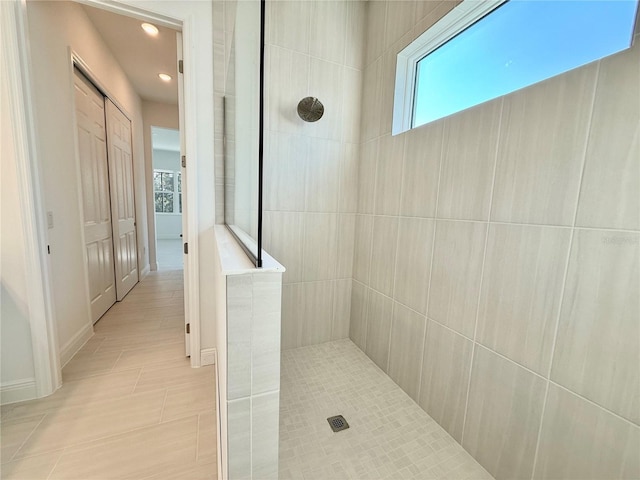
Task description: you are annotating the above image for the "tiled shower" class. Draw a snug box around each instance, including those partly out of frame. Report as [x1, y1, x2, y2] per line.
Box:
[214, 1, 639, 479]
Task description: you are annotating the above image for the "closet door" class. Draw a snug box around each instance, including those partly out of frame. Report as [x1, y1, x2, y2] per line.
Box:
[105, 99, 138, 300]
[73, 69, 116, 323]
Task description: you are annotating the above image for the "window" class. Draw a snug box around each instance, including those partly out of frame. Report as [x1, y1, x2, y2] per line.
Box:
[153, 169, 182, 214]
[393, 0, 639, 134]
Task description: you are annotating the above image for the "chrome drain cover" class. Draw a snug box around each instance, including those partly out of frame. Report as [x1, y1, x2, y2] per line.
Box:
[327, 415, 349, 432]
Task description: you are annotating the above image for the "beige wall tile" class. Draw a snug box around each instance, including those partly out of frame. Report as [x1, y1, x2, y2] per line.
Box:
[393, 217, 434, 314]
[345, 1, 366, 70]
[336, 214, 356, 279]
[263, 131, 308, 211]
[349, 281, 369, 350]
[263, 211, 304, 284]
[300, 281, 334, 347]
[576, 43, 640, 231]
[365, 290, 393, 371]
[365, 1, 387, 66]
[252, 274, 282, 395]
[428, 220, 486, 338]
[252, 391, 280, 479]
[339, 143, 360, 213]
[374, 134, 405, 215]
[332, 279, 353, 340]
[227, 275, 252, 400]
[400, 120, 443, 218]
[438, 100, 502, 221]
[281, 283, 303, 350]
[387, 302, 426, 401]
[309, 58, 344, 141]
[370, 216, 399, 296]
[309, 0, 347, 64]
[358, 139, 379, 214]
[491, 64, 598, 225]
[463, 346, 546, 480]
[305, 138, 341, 212]
[551, 230, 640, 424]
[361, 58, 382, 142]
[384, 1, 415, 48]
[477, 224, 571, 374]
[353, 214, 373, 284]
[227, 398, 251, 479]
[302, 213, 338, 282]
[419, 320, 472, 442]
[534, 384, 640, 480]
[269, 1, 310, 54]
[342, 69, 363, 144]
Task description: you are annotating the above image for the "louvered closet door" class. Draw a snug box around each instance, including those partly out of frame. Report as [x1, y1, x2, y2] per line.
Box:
[73, 68, 116, 323]
[105, 99, 138, 300]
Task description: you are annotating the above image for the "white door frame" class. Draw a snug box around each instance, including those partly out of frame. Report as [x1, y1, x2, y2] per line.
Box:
[9, 0, 203, 400]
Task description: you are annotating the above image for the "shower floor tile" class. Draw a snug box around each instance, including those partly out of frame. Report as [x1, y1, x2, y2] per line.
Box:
[279, 340, 493, 480]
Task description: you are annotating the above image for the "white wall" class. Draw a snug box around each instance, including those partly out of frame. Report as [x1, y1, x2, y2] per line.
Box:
[1, 62, 37, 401]
[153, 149, 183, 239]
[142, 100, 179, 268]
[25, 0, 148, 356]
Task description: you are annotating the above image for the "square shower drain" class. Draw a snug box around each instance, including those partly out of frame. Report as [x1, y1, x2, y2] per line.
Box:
[327, 415, 349, 432]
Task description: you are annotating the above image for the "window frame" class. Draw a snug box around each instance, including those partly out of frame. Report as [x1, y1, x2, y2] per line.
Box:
[392, 0, 507, 136]
[153, 168, 182, 214]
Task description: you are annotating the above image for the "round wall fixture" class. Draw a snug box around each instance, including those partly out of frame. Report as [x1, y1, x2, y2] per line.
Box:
[297, 97, 324, 122]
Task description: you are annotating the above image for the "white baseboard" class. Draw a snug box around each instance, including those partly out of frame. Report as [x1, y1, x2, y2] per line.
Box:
[150, 262, 158, 271]
[59, 323, 94, 368]
[201, 348, 217, 366]
[140, 264, 151, 279]
[1, 378, 37, 405]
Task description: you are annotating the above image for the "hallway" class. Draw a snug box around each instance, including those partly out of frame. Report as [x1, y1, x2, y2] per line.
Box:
[0, 270, 217, 479]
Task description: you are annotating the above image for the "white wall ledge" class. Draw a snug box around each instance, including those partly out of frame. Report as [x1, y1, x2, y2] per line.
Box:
[214, 224, 285, 276]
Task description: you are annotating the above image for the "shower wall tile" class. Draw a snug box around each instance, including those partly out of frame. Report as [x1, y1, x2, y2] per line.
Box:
[491, 64, 598, 225]
[338, 143, 359, 213]
[305, 138, 340, 212]
[427, 220, 486, 338]
[227, 398, 251, 479]
[576, 43, 640, 231]
[374, 134, 405, 216]
[463, 346, 546, 480]
[309, 0, 347, 65]
[360, 58, 382, 142]
[533, 384, 640, 480]
[551, 229, 640, 424]
[227, 275, 253, 400]
[387, 302, 426, 401]
[263, 131, 307, 211]
[336, 214, 356, 279]
[414, 0, 459, 29]
[477, 224, 571, 374]
[369, 216, 398, 297]
[437, 100, 502, 221]
[364, 290, 393, 372]
[263, 211, 304, 284]
[349, 281, 369, 350]
[269, 1, 310, 54]
[302, 213, 338, 282]
[345, 0, 366, 70]
[342, 68, 363, 144]
[357, 138, 378, 214]
[332, 279, 352, 340]
[309, 58, 344, 141]
[419, 320, 472, 442]
[267, 47, 310, 135]
[365, 1, 387, 66]
[281, 283, 303, 350]
[352, 214, 373, 284]
[300, 281, 334, 347]
[399, 120, 443, 218]
[251, 392, 280, 479]
[393, 217, 434, 314]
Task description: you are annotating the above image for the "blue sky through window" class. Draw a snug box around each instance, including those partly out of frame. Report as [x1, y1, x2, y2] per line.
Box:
[413, 0, 639, 127]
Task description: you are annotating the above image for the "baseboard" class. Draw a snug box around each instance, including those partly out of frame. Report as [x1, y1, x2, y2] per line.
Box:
[201, 348, 217, 366]
[140, 264, 151, 279]
[1, 378, 37, 405]
[150, 262, 158, 271]
[59, 323, 94, 368]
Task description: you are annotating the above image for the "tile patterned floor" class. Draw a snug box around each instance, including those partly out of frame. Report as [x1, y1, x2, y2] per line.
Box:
[156, 239, 184, 270]
[0, 269, 217, 480]
[279, 340, 493, 480]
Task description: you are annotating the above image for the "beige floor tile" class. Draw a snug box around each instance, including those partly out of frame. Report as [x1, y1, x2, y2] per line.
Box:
[0, 450, 63, 479]
[49, 416, 198, 480]
[112, 341, 186, 372]
[0, 414, 45, 463]
[162, 381, 216, 423]
[134, 362, 214, 395]
[62, 349, 123, 382]
[198, 412, 218, 462]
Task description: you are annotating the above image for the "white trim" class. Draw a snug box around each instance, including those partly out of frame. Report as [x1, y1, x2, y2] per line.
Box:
[392, 0, 506, 135]
[3, 0, 62, 397]
[140, 264, 151, 279]
[1, 378, 37, 405]
[59, 323, 94, 368]
[156, 234, 183, 240]
[201, 348, 217, 366]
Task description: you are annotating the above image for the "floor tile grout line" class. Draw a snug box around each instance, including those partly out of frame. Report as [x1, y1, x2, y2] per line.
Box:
[45, 447, 65, 480]
[159, 389, 169, 424]
[9, 411, 48, 462]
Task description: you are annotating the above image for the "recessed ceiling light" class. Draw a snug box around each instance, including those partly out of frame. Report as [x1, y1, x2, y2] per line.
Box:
[158, 73, 172, 82]
[141, 23, 159, 36]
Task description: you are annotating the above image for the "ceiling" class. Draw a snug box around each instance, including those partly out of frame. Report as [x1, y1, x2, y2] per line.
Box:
[82, 4, 179, 105]
[152, 126, 180, 152]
